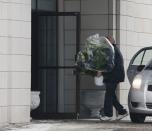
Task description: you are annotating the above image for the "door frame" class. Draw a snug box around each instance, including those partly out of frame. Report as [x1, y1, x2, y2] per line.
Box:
[127, 46, 152, 84]
[129, 46, 152, 66]
[31, 11, 81, 119]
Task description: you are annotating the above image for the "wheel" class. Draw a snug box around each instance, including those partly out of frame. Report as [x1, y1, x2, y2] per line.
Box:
[130, 112, 146, 123]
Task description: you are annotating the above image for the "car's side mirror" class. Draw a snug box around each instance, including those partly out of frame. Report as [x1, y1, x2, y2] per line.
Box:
[137, 65, 145, 71]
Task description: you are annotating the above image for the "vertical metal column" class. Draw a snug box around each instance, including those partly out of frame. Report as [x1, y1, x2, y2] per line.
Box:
[76, 13, 81, 119]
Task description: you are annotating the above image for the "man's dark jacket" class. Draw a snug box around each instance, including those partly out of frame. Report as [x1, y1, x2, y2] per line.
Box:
[103, 44, 125, 83]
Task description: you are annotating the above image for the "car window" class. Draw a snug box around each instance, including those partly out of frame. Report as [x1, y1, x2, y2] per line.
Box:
[142, 49, 152, 65]
[145, 60, 152, 70]
[132, 50, 144, 65]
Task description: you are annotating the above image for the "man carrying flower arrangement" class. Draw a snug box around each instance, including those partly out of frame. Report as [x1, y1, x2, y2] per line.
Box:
[76, 34, 128, 121]
[99, 35, 128, 121]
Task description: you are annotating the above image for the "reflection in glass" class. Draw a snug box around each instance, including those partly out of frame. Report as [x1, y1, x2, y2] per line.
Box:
[37, 15, 57, 113]
[38, 16, 57, 67]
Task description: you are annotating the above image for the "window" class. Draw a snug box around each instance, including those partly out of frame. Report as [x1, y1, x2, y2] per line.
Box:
[132, 50, 144, 65]
[32, 0, 56, 11]
[132, 49, 152, 66]
[145, 60, 152, 70]
[142, 49, 152, 65]
[32, 0, 36, 9]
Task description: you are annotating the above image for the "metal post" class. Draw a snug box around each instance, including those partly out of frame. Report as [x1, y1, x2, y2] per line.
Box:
[76, 13, 81, 119]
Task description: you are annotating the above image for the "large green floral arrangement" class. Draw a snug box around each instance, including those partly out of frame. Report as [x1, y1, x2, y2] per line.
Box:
[76, 34, 115, 76]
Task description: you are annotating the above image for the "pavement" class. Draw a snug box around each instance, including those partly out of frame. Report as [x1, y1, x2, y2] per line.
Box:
[1, 119, 152, 131]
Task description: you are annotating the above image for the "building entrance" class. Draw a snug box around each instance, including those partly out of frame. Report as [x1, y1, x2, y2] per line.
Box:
[31, 11, 80, 119]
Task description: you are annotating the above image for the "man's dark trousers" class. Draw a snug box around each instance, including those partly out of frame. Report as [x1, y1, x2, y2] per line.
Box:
[104, 83, 124, 117]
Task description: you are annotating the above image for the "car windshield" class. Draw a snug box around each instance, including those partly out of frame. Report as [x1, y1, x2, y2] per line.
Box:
[145, 60, 152, 70]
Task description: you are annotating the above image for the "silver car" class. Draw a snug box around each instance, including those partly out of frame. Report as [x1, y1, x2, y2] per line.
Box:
[127, 46, 152, 123]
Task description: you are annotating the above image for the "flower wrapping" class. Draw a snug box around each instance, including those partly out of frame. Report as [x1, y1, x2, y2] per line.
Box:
[76, 34, 115, 75]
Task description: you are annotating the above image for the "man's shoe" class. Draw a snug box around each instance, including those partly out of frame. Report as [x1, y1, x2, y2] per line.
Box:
[116, 112, 128, 121]
[99, 115, 112, 121]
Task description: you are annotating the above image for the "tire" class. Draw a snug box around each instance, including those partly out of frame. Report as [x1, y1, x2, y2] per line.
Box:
[130, 112, 146, 123]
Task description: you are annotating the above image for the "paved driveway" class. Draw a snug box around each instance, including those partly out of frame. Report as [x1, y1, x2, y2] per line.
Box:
[1, 119, 152, 131]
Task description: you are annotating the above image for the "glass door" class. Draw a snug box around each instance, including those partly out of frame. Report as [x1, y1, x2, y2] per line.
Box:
[31, 12, 80, 119]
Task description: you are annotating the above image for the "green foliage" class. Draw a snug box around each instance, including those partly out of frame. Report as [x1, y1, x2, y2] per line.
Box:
[76, 35, 115, 76]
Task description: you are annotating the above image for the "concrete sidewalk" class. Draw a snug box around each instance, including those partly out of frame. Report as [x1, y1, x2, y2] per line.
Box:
[1, 119, 152, 131]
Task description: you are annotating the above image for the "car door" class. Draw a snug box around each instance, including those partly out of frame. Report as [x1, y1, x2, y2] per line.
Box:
[127, 46, 152, 84]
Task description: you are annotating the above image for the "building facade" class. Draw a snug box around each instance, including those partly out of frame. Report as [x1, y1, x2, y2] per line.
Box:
[0, 0, 31, 126]
[0, 0, 152, 126]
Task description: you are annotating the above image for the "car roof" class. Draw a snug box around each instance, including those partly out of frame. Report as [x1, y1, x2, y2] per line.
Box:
[140, 46, 152, 50]
[135, 46, 152, 56]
